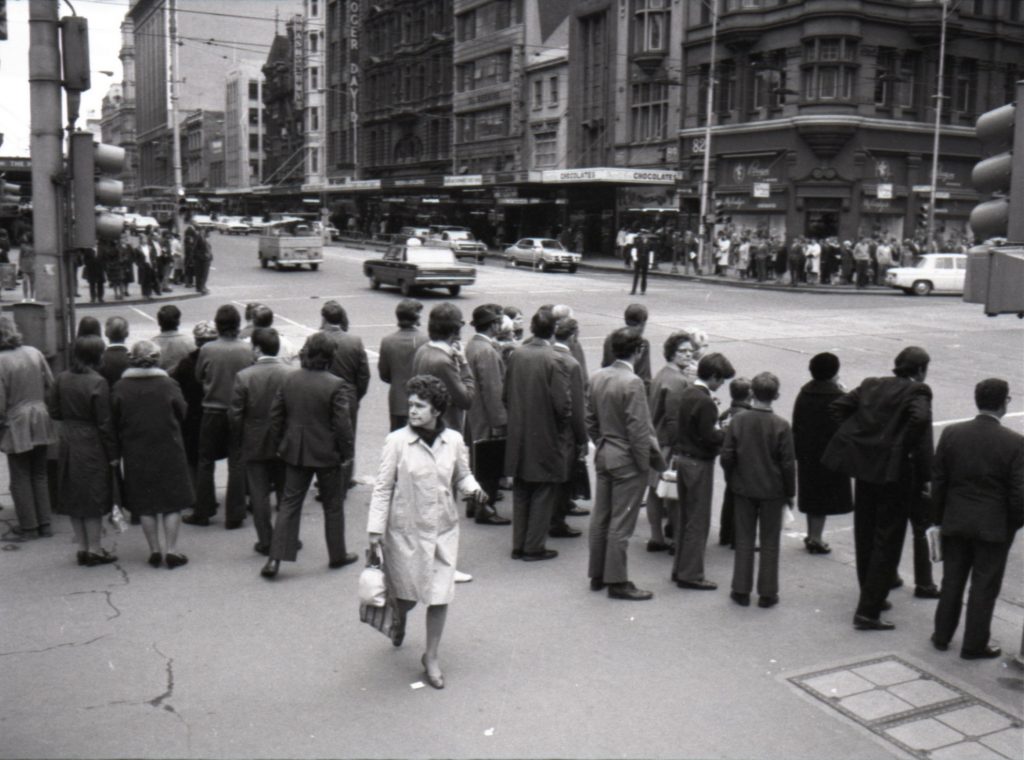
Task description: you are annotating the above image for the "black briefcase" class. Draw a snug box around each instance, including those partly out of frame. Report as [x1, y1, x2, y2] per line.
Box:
[472, 437, 506, 481]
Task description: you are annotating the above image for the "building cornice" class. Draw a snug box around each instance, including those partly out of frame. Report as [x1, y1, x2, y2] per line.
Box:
[678, 115, 977, 140]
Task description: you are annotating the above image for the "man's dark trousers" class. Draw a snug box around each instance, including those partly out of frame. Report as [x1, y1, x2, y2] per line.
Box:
[271, 465, 347, 563]
[512, 479, 559, 555]
[933, 536, 1012, 652]
[195, 409, 247, 523]
[853, 478, 912, 618]
[631, 257, 649, 295]
[248, 458, 285, 551]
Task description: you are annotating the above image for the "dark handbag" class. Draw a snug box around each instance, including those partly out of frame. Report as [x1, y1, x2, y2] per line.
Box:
[471, 437, 506, 482]
[358, 544, 397, 639]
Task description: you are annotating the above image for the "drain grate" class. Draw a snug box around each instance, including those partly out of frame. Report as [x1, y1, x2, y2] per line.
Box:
[788, 655, 1023, 759]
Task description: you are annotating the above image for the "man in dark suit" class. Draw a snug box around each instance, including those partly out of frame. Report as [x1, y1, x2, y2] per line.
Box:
[552, 304, 590, 517]
[504, 309, 572, 561]
[378, 299, 427, 431]
[630, 232, 653, 296]
[465, 304, 511, 525]
[932, 378, 1023, 659]
[550, 317, 589, 538]
[261, 332, 357, 579]
[602, 304, 652, 393]
[319, 301, 369, 481]
[99, 316, 130, 386]
[411, 303, 476, 431]
[671, 352, 736, 590]
[588, 328, 664, 600]
[229, 328, 295, 556]
[822, 346, 933, 631]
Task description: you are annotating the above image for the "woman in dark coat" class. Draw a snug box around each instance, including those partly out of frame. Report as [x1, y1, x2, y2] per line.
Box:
[48, 335, 119, 566]
[170, 320, 218, 488]
[112, 340, 194, 568]
[791, 352, 852, 554]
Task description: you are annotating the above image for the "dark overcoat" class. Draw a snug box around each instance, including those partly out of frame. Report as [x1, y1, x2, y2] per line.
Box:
[792, 379, 853, 515]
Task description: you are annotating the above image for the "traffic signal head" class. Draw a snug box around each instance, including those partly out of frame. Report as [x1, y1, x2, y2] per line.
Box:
[60, 16, 91, 92]
[917, 203, 930, 228]
[1, 178, 19, 216]
[714, 199, 726, 224]
[970, 94, 1023, 243]
[70, 132, 125, 248]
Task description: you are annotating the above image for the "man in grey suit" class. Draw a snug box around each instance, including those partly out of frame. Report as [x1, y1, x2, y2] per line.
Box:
[412, 303, 476, 432]
[378, 299, 427, 431]
[504, 309, 572, 561]
[465, 304, 511, 525]
[319, 301, 370, 481]
[550, 317, 588, 538]
[229, 328, 295, 556]
[261, 332, 358, 579]
[932, 378, 1024, 659]
[587, 328, 665, 600]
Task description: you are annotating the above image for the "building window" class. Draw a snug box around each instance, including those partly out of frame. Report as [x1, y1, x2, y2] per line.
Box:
[1012, 1, 1022, 22]
[310, 33, 318, 53]
[802, 38, 857, 101]
[549, 75, 559, 105]
[717, 62, 736, 112]
[248, 81, 259, 101]
[458, 106, 510, 142]
[310, 107, 319, 131]
[945, 58, 976, 115]
[533, 78, 543, 108]
[899, 55, 918, 109]
[310, 147, 318, 173]
[631, 81, 668, 140]
[875, 48, 896, 107]
[633, 0, 668, 55]
[309, 0, 318, 17]
[457, 10, 476, 41]
[533, 131, 557, 167]
[310, 67, 319, 91]
[249, 134, 259, 152]
[249, 108, 259, 125]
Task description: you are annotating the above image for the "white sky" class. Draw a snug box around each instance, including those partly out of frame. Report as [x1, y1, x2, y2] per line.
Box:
[0, 0, 129, 156]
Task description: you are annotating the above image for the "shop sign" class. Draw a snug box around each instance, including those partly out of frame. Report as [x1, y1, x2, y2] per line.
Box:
[754, 202, 780, 210]
[492, 186, 518, 199]
[726, 157, 783, 186]
[344, 179, 381, 190]
[863, 198, 894, 213]
[541, 167, 681, 184]
[444, 175, 484, 187]
[393, 178, 427, 187]
[618, 186, 677, 212]
[876, 183, 892, 199]
[691, 137, 706, 155]
[498, 198, 531, 205]
[752, 182, 771, 198]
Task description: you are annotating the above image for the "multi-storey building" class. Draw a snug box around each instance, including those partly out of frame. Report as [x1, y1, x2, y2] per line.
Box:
[181, 109, 224, 190]
[324, 0, 360, 184]
[263, 23, 306, 188]
[298, 0, 327, 188]
[678, 0, 1024, 247]
[224, 63, 265, 189]
[100, 19, 138, 203]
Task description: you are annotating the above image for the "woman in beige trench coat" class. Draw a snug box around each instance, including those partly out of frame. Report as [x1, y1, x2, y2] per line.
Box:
[367, 375, 486, 690]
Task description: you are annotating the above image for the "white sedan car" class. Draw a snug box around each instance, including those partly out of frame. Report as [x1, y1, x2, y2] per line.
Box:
[504, 238, 581, 273]
[885, 253, 967, 296]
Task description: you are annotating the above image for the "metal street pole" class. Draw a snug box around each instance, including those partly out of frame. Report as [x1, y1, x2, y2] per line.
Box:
[927, 0, 949, 251]
[697, 0, 718, 274]
[169, 0, 184, 238]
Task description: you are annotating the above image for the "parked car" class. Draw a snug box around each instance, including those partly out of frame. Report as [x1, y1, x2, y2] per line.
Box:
[225, 218, 251, 235]
[504, 238, 581, 273]
[312, 221, 341, 240]
[191, 214, 217, 231]
[398, 226, 431, 242]
[885, 253, 967, 295]
[427, 227, 487, 263]
[363, 239, 475, 296]
[125, 213, 160, 234]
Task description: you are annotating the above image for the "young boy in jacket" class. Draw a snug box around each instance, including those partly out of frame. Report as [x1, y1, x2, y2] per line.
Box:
[721, 372, 795, 609]
[717, 377, 752, 548]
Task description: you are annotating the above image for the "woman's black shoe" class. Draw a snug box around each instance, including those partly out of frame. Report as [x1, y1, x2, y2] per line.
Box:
[148, 552, 163, 568]
[77, 550, 88, 566]
[165, 553, 188, 569]
[84, 549, 118, 566]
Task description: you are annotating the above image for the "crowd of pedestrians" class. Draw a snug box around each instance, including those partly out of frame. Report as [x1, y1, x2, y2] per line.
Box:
[0, 296, 1019, 689]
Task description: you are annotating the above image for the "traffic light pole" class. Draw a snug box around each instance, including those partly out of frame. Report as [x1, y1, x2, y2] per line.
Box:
[926, 0, 949, 251]
[696, 0, 718, 275]
[1011, 80, 1024, 244]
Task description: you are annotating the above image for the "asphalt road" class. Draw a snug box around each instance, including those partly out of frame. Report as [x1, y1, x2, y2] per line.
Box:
[1, 232, 1022, 759]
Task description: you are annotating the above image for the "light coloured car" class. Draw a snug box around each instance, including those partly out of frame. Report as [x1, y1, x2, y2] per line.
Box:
[504, 237, 581, 273]
[885, 253, 967, 295]
[125, 213, 160, 234]
[428, 228, 487, 263]
[225, 217, 251, 235]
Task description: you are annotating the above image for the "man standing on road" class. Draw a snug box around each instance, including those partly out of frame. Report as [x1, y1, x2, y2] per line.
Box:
[602, 304, 652, 393]
[671, 352, 736, 591]
[630, 232, 652, 296]
[319, 301, 370, 481]
[504, 309, 572, 562]
[187, 305, 253, 528]
[229, 328, 295, 556]
[152, 304, 194, 375]
[99, 316, 130, 387]
[464, 304, 511, 525]
[822, 346, 933, 631]
[852, 238, 871, 289]
[192, 229, 213, 295]
[588, 327, 665, 600]
[411, 303, 475, 432]
[549, 317, 588, 538]
[931, 378, 1023, 659]
[378, 299, 427, 431]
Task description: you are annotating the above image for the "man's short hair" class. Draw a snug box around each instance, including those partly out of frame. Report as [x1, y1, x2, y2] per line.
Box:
[729, 377, 752, 402]
[751, 372, 780, 402]
[104, 315, 129, 343]
[530, 308, 556, 340]
[624, 303, 648, 327]
[320, 300, 349, 330]
[551, 304, 573, 321]
[214, 304, 241, 337]
[893, 346, 930, 378]
[427, 302, 464, 341]
[300, 332, 335, 370]
[696, 352, 736, 382]
[809, 352, 840, 382]
[610, 327, 643, 360]
[975, 378, 1009, 412]
[554, 317, 578, 342]
[252, 304, 275, 328]
[395, 298, 423, 327]
[251, 327, 280, 357]
[663, 331, 693, 361]
[244, 302, 263, 322]
[156, 304, 181, 332]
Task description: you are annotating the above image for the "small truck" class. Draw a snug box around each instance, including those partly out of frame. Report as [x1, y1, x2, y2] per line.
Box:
[258, 223, 323, 270]
[363, 239, 476, 296]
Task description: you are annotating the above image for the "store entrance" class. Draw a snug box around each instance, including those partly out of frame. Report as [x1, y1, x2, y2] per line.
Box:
[805, 200, 841, 239]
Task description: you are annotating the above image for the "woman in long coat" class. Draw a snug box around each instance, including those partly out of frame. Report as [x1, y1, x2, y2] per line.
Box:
[367, 374, 486, 690]
[791, 352, 852, 554]
[0, 316, 58, 538]
[112, 340, 194, 568]
[48, 335, 119, 565]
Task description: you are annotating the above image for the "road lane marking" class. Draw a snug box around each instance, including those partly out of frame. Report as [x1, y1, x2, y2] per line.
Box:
[231, 300, 379, 359]
[129, 306, 156, 322]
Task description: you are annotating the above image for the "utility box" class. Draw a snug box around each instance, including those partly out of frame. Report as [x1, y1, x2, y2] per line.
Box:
[11, 301, 58, 359]
[984, 246, 1024, 316]
[963, 251, 990, 304]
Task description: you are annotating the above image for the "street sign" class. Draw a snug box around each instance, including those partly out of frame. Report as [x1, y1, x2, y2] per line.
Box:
[912, 184, 932, 192]
[752, 182, 770, 198]
[877, 183, 892, 199]
[934, 191, 951, 199]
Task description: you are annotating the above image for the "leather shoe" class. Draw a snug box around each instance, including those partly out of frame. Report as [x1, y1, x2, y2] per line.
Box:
[254, 543, 270, 556]
[182, 513, 210, 527]
[84, 549, 118, 566]
[960, 645, 1001, 660]
[148, 552, 163, 568]
[225, 519, 245, 530]
[521, 549, 558, 562]
[328, 552, 359, 569]
[676, 579, 717, 591]
[853, 614, 895, 631]
[930, 634, 949, 652]
[590, 577, 605, 591]
[165, 553, 188, 569]
[890, 575, 904, 590]
[466, 504, 476, 519]
[421, 654, 444, 690]
[549, 524, 581, 538]
[510, 549, 523, 560]
[475, 513, 511, 526]
[567, 504, 590, 517]
[608, 582, 653, 601]
[758, 595, 779, 609]
[915, 584, 941, 599]
[261, 559, 280, 578]
[76, 550, 89, 566]
[646, 540, 671, 553]
[730, 591, 750, 606]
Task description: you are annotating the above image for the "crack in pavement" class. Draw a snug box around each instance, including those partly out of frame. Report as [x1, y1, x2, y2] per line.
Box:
[64, 590, 122, 621]
[148, 642, 193, 754]
[0, 633, 110, 657]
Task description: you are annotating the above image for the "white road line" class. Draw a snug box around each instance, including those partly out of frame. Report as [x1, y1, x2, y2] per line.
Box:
[934, 411, 1024, 427]
[231, 300, 379, 359]
[129, 306, 156, 322]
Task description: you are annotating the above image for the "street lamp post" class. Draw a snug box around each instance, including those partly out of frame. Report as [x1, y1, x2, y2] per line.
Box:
[696, 0, 719, 275]
[927, 0, 950, 251]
